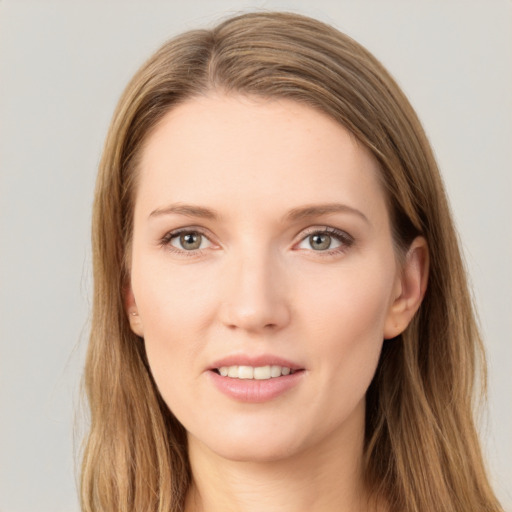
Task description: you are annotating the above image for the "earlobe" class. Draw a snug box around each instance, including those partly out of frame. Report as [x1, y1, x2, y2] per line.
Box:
[384, 236, 429, 339]
[124, 283, 144, 337]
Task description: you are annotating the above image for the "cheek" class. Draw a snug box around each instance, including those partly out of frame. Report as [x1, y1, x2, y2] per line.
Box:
[131, 258, 221, 394]
[133, 252, 216, 331]
[298, 257, 395, 340]
[296, 258, 395, 395]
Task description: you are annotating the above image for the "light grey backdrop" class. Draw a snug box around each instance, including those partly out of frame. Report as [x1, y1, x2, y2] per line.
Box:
[1, 1, 511, 511]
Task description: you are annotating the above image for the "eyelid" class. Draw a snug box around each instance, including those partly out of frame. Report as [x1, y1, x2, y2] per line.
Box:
[159, 225, 354, 256]
[294, 226, 354, 253]
[160, 226, 218, 255]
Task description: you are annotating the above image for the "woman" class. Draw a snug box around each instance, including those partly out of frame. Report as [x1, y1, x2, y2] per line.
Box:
[81, 11, 504, 512]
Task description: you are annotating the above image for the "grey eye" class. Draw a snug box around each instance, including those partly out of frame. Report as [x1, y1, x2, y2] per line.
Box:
[308, 233, 333, 250]
[296, 230, 345, 252]
[171, 232, 206, 251]
[181, 233, 202, 250]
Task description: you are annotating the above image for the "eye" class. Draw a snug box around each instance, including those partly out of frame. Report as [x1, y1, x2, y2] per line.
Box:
[166, 230, 212, 251]
[296, 227, 353, 253]
[303, 233, 339, 251]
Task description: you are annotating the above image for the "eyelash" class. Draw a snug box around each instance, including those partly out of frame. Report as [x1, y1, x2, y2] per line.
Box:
[298, 226, 354, 257]
[160, 227, 212, 257]
[159, 226, 354, 258]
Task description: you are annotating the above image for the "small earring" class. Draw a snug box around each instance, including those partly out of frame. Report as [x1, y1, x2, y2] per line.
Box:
[130, 311, 138, 316]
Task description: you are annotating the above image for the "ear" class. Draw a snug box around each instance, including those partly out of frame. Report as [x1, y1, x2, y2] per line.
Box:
[124, 282, 144, 337]
[384, 236, 429, 339]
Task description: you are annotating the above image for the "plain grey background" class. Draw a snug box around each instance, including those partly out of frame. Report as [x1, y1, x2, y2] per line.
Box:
[0, 1, 511, 511]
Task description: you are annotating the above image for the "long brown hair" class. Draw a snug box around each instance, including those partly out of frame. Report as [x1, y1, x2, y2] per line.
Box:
[81, 11, 503, 512]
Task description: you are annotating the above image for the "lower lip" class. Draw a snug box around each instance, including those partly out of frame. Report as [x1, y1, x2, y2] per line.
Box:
[208, 370, 305, 403]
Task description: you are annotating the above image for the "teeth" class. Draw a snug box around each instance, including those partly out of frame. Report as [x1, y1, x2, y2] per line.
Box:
[238, 366, 254, 379]
[254, 366, 271, 380]
[217, 365, 294, 380]
[270, 365, 281, 378]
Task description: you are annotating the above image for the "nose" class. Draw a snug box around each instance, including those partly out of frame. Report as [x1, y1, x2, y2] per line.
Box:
[218, 248, 291, 334]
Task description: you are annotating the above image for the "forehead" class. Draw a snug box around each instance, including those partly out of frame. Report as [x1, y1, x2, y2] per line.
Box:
[136, 93, 386, 222]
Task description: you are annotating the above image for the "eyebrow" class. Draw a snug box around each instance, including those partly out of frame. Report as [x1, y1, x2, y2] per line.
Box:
[148, 202, 369, 225]
[149, 203, 220, 220]
[284, 203, 370, 225]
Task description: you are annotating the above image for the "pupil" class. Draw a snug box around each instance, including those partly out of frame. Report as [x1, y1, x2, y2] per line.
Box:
[310, 234, 331, 250]
[181, 233, 201, 250]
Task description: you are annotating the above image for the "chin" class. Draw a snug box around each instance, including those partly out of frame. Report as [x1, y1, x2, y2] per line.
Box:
[188, 422, 306, 464]
[210, 438, 300, 464]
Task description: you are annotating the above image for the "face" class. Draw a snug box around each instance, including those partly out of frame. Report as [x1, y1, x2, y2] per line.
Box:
[127, 94, 410, 463]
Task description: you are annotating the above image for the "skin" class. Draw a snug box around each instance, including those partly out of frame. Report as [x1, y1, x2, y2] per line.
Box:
[126, 93, 428, 512]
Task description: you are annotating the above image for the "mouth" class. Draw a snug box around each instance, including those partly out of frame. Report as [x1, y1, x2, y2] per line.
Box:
[212, 365, 300, 380]
[208, 358, 305, 402]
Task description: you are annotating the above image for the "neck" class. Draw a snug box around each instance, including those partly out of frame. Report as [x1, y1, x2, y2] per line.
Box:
[184, 402, 379, 512]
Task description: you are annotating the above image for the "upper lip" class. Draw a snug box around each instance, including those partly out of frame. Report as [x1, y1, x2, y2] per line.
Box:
[209, 354, 304, 371]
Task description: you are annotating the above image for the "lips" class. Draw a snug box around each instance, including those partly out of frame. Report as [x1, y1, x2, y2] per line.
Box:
[207, 355, 305, 402]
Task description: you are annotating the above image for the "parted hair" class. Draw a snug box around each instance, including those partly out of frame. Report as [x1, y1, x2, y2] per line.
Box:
[81, 11, 503, 512]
